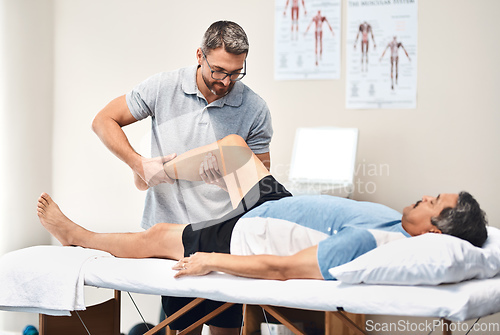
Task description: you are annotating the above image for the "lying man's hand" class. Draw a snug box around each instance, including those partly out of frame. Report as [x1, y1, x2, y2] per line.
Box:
[173, 253, 212, 278]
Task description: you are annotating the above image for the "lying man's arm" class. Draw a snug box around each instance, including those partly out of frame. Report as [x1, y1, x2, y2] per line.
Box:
[173, 246, 323, 280]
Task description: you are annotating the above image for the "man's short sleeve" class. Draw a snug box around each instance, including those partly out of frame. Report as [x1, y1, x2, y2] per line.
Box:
[245, 102, 273, 155]
[317, 227, 377, 280]
[125, 73, 163, 121]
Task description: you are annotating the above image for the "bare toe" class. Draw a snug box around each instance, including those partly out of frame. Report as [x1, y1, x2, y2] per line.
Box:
[36, 193, 73, 246]
[39, 192, 52, 206]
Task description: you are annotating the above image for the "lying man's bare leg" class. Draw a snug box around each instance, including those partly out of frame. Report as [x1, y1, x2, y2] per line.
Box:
[37, 134, 270, 260]
[163, 134, 270, 209]
[37, 193, 186, 259]
[134, 134, 269, 209]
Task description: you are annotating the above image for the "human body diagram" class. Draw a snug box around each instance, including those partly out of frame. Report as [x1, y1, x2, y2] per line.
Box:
[380, 36, 411, 89]
[283, 0, 307, 40]
[304, 10, 334, 66]
[354, 21, 376, 72]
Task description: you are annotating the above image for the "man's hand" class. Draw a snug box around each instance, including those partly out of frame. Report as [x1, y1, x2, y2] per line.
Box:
[199, 152, 227, 191]
[173, 253, 213, 278]
[134, 153, 177, 190]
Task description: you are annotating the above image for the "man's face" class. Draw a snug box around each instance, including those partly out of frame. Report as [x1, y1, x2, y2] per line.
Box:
[197, 47, 246, 98]
[401, 193, 459, 236]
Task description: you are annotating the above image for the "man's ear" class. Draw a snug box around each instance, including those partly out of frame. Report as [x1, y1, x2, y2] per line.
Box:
[429, 217, 442, 234]
[196, 48, 203, 65]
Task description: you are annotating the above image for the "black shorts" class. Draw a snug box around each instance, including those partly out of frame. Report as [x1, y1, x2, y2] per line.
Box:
[163, 176, 292, 329]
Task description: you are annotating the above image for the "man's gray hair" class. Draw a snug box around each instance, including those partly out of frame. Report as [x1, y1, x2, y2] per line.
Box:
[201, 21, 249, 56]
[431, 191, 488, 247]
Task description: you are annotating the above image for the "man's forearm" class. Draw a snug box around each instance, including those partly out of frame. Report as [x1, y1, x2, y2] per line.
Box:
[92, 114, 142, 171]
[205, 253, 291, 280]
[92, 95, 144, 172]
[256, 152, 271, 171]
[173, 246, 323, 280]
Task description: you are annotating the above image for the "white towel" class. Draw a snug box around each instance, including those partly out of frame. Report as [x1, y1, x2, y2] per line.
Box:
[0, 245, 111, 316]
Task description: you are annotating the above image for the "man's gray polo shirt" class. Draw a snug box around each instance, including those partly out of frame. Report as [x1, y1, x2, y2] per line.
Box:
[126, 65, 273, 228]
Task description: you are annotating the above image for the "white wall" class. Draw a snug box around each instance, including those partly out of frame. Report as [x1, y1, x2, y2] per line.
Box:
[0, 0, 54, 332]
[50, 0, 500, 237]
[2, 0, 499, 333]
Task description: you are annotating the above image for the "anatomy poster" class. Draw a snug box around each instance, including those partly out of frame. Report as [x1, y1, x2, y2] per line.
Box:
[275, 0, 341, 80]
[346, 0, 417, 109]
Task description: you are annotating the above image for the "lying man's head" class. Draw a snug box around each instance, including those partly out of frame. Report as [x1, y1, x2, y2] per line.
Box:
[402, 192, 488, 247]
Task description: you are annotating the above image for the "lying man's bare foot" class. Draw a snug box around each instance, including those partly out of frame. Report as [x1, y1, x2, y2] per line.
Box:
[37, 193, 85, 246]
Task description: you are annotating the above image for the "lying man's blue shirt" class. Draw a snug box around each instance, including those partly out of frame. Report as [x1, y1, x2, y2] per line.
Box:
[238, 195, 410, 279]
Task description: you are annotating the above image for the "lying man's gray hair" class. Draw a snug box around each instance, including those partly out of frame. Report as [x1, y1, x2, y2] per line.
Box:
[431, 191, 488, 247]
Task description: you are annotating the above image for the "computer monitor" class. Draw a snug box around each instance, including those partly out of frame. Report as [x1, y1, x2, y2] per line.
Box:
[288, 127, 358, 196]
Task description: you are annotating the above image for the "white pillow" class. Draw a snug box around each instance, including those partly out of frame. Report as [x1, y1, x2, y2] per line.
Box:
[329, 226, 500, 285]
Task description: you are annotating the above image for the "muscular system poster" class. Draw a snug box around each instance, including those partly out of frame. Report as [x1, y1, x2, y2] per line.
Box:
[346, 0, 418, 109]
[275, 0, 341, 80]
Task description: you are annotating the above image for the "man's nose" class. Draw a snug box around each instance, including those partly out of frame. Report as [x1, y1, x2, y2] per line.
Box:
[422, 195, 434, 202]
[221, 76, 231, 86]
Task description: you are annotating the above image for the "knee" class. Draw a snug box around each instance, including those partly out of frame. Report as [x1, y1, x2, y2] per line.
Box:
[217, 135, 254, 173]
[219, 134, 248, 148]
[144, 223, 168, 241]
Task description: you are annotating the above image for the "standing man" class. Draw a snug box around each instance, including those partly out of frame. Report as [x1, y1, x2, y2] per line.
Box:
[92, 21, 272, 335]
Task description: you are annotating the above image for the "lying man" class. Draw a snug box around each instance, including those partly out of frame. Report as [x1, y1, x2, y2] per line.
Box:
[37, 134, 487, 281]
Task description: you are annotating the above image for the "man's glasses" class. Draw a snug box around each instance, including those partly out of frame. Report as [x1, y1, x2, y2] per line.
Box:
[202, 51, 246, 82]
